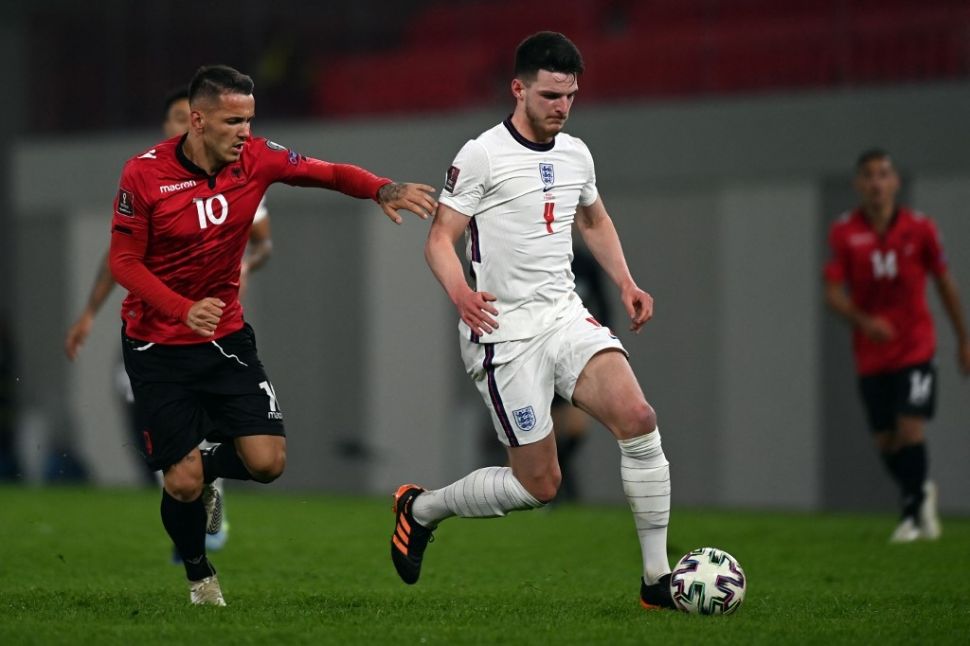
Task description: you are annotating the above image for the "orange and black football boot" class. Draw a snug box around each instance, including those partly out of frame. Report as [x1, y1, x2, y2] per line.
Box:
[390, 484, 435, 584]
[640, 573, 676, 610]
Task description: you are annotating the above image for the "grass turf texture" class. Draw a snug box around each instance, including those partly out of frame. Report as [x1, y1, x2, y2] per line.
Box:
[1, 487, 968, 645]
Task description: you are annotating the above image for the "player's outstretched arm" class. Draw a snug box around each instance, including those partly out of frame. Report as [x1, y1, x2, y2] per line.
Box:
[283, 156, 435, 223]
[933, 271, 970, 375]
[425, 204, 498, 336]
[377, 182, 438, 224]
[576, 198, 653, 333]
[65, 250, 117, 360]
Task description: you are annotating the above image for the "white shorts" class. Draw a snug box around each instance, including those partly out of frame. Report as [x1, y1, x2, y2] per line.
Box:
[460, 299, 626, 447]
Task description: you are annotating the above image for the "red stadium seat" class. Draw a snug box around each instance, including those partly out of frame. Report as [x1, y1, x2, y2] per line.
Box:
[311, 0, 970, 117]
[313, 45, 499, 117]
[845, 6, 968, 83]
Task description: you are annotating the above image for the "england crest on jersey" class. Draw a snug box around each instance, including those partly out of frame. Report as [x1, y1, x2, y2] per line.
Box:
[512, 406, 536, 432]
[539, 163, 555, 191]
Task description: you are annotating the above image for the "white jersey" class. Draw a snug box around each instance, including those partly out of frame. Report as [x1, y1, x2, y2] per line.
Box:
[439, 118, 598, 343]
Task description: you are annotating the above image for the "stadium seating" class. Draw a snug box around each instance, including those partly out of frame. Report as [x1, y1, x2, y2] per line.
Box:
[305, 0, 970, 117]
[22, 0, 970, 131]
[313, 45, 499, 117]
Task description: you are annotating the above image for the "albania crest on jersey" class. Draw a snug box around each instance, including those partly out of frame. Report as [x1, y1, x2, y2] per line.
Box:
[539, 163, 555, 191]
[512, 406, 536, 432]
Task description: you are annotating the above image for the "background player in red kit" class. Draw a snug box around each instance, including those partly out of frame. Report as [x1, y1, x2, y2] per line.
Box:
[824, 149, 970, 543]
[109, 65, 436, 605]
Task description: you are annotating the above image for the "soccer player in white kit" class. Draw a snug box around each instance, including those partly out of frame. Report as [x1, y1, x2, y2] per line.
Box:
[390, 31, 675, 610]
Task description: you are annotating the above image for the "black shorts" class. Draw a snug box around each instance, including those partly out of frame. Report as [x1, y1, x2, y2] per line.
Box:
[857, 361, 936, 433]
[122, 322, 285, 471]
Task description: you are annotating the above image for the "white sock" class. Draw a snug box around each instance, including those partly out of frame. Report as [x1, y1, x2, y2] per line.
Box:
[411, 466, 543, 528]
[619, 428, 671, 585]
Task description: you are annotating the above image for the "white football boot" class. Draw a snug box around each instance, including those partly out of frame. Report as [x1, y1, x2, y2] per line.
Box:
[189, 575, 226, 606]
[204, 479, 229, 551]
[918, 481, 942, 540]
[889, 517, 920, 543]
[202, 483, 224, 536]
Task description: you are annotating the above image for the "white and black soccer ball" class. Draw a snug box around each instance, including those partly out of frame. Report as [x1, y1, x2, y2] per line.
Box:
[669, 547, 746, 615]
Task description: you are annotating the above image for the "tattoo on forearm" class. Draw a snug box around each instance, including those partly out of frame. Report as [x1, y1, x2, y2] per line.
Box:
[378, 182, 406, 203]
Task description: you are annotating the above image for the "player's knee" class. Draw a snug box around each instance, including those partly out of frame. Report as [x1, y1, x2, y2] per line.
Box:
[521, 470, 561, 503]
[615, 400, 657, 440]
[245, 448, 286, 483]
[164, 469, 204, 502]
[896, 423, 925, 447]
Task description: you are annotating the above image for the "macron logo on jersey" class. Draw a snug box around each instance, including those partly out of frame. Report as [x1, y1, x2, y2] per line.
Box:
[159, 180, 198, 194]
[138, 149, 157, 159]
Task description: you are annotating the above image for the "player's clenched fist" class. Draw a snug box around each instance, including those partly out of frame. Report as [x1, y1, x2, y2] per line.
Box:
[185, 297, 225, 337]
[622, 284, 654, 334]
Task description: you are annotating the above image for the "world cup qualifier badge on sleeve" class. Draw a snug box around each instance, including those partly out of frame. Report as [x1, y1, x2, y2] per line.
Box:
[445, 166, 461, 193]
[117, 189, 135, 216]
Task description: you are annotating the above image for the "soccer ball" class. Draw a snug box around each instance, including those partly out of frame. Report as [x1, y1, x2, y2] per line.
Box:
[669, 547, 746, 615]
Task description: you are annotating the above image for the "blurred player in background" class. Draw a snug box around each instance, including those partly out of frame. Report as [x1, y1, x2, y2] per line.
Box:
[64, 88, 274, 553]
[109, 65, 435, 605]
[824, 149, 970, 543]
[392, 32, 675, 610]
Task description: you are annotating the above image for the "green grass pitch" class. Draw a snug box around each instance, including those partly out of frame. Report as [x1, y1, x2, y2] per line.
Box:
[1, 487, 968, 644]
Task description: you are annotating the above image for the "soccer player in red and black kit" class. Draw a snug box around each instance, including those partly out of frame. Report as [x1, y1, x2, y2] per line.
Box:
[109, 65, 436, 605]
[824, 149, 970, 543]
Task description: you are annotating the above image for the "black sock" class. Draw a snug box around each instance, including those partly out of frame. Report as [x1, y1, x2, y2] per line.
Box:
[893, 443, 928, 520]
[161, 490, 214, 582]
[880, 450, 903, 485]
[201, 443, 252, 484]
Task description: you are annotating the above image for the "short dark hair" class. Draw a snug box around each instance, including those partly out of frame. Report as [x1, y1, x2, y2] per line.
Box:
[188, 65, 254, 106]
[514, 31, 584, 81]
[162, 87, 189, 118]
[856, 148, 893, 171]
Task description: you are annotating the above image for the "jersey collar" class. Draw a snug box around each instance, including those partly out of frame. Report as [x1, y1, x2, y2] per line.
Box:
[857, 206, 902, 236]
[503, 116, 556, 152]
[176, 133, 220, 188]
